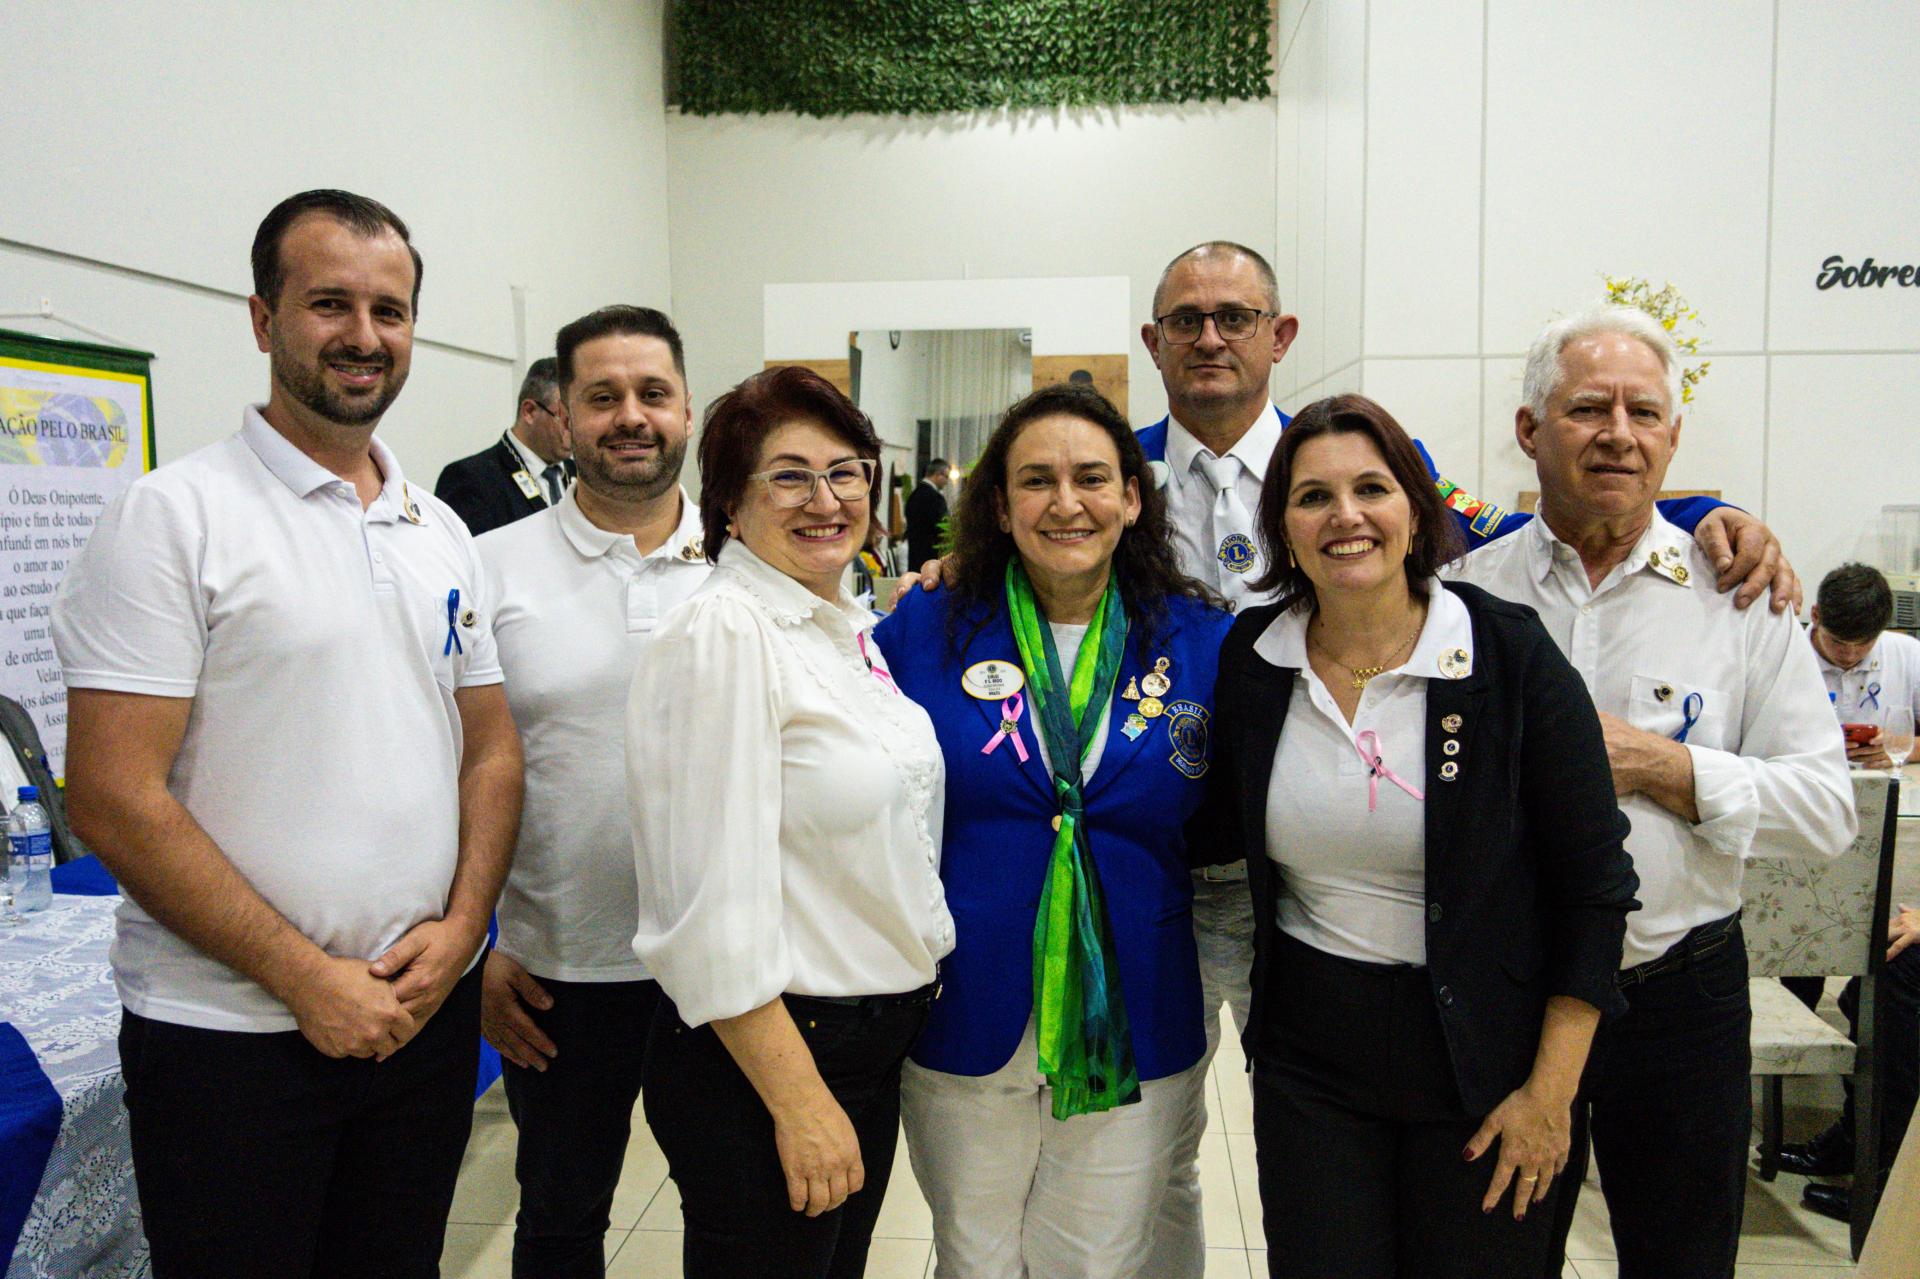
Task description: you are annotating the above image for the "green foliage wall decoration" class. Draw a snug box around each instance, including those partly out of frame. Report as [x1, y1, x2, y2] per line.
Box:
[671, 1, 1275, 117]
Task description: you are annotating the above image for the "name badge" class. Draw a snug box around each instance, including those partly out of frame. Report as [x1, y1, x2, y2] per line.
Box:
[962, 659, 1025, 700]
[512, 469, 542, 500]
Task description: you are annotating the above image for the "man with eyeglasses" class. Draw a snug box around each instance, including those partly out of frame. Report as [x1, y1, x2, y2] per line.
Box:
[436, 356, 577, 536]
[1134, 240, 1801, 1276]
[475, 305, 706, 1276]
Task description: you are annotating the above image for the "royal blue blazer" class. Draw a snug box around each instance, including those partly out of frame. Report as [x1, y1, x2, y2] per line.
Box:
[874, 584, 1234, 1081]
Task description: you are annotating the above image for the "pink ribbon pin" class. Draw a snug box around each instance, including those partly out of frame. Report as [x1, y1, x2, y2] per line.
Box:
[857, 631, 898, 693]
[1354, 729, 1424, 811]
[982, 694, 1030, 762]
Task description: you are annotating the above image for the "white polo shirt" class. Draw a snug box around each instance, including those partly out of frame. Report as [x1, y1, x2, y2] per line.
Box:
[479, 487, 709, 982]
[1160, 403, 1285, 600]
[1453, 511, 1855, 967]
[1817, 629, 1920, 731]
[52, 405, 502, 1032]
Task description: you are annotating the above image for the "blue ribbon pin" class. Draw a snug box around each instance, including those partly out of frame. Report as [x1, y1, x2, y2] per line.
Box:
[444, 588, 464, 656]
[1671, 691, 1703, 744]
[1863, 682, 1882, 711]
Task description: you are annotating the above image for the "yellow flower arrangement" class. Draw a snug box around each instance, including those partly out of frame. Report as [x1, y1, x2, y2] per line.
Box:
[1602, 276, 1711, 405]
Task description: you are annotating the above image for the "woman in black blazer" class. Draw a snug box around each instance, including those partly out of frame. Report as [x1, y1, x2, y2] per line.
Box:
[1198, 395, 1639, 1279]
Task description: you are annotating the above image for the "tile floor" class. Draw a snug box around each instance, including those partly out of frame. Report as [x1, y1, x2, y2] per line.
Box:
[442, 1027, 1862, 1277]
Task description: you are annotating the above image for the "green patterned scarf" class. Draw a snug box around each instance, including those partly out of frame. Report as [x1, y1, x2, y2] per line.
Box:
[1005, 559, 1141, 1118]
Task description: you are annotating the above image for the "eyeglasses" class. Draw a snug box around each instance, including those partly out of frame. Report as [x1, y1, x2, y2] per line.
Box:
[526, 399, 563, 419]
[749, 458, 877, 508]
[1153, 308, 1272, 345]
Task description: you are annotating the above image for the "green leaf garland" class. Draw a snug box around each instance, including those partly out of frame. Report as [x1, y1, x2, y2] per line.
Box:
[672, 0, 1274, 117]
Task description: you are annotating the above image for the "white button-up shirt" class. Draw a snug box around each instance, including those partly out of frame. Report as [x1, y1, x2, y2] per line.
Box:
[1454, 512, 1856, 967]
[1161, 403, 1285, 600]
[53, 405, 501, 1030]
[479, 488, 708, 982]
[1259, 582, 1472, 966]
[503, 429, 564, 504]
[626, 540, 955, 1026]
[1816, 629, 1920, 732]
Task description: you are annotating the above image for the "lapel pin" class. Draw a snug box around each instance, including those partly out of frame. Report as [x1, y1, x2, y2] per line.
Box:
[1439, 760, 1459, 781]
[1655, 684, 1673, 702]
[1438, 647, 1471, 680]
[1121, 676, 1141, 701]
[1442, 739, 1460, 756]
[1441, 713, 1462, 733]
[1141, 658, 1172, 699]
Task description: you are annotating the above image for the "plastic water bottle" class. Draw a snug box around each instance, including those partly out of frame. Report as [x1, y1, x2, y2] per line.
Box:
[6, 786, 53, 914]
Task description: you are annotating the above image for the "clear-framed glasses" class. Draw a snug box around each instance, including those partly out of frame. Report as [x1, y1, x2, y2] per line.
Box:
[1153, 307, 1273, 345]
[750, 458, 878, 508]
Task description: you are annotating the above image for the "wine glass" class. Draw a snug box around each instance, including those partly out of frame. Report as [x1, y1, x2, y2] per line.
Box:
[1884, 702, 1916, 771]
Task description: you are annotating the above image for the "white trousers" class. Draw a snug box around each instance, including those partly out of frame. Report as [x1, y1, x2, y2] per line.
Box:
[1142, 868, 1257, 1277]
[901, 1018, 1207, 1279]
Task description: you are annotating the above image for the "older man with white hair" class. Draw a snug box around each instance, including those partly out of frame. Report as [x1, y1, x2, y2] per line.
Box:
[1452, 305, 1855, 1278]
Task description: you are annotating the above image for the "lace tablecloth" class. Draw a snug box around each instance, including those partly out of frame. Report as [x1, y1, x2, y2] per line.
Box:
[0, 894, 148, 1279]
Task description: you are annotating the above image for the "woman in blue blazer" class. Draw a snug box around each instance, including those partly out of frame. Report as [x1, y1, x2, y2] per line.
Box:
[874, 383, 1231, 1279]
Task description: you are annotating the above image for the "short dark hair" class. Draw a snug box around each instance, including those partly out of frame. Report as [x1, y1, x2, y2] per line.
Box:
[554, 306, 686, 392]
[697, 366, 882, 562]
[1816, 562, 1894, 642]
[1152, 240, 1279, 317]
[945, 383, 1213, 650]
[516, 358, 560, 413]
[1250, 394, 1464, 606]
[923, 458, 951, 479]
[252, 189, 422, 314]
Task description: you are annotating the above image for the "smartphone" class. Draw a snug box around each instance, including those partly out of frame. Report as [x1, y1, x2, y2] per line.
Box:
[1843, 722, 1880, 746]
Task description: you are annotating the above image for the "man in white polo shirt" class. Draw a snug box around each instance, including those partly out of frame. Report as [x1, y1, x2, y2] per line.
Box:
[476, 305, 707, 1277]
[1453, 303, 1855, 1278]
[53, 189, 524, 1279]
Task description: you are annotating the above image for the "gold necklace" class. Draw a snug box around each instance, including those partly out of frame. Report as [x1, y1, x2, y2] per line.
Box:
[1309, 616, 1424, 690]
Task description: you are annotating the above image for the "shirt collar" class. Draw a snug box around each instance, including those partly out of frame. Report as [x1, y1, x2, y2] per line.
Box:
[1522, 506, 1693, 589]
[718, 538, 873, 633]
[1166, 401, 1284, 483]
[1253, 578, 1474, 680]
[503, 427, 549, 480]
[241, 404, 419, 522]
[557, 485, 703, 562]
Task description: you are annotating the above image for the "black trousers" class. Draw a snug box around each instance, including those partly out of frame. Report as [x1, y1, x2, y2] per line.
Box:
[502, 976, 661, 1278]
[1251, 931, 1562, 1279]
[1782, 946, 1920, 1166]
[120, 961, 483, 1279]
[641, 991, 928, 1279]
[1548, 916, 1752, 1279]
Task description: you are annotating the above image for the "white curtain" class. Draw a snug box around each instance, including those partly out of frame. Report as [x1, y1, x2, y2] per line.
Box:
[922, 329, 1029, 470]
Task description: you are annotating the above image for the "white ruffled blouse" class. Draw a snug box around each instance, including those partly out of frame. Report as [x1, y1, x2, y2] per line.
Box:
[626, 539, 954, 1026]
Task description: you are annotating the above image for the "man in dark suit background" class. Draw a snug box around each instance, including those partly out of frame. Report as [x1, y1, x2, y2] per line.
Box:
[905, 457, 951, 571]
[435, 358, 574, 535]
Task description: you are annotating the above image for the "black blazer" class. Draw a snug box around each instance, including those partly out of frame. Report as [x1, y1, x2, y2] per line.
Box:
[904, 481, 948, 571]
[434, 437, 571, 537]
[1194, 580, 1640, 1115]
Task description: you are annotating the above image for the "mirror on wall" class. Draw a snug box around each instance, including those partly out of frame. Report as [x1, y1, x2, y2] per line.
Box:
[850, 327, 1032, 481]
[849, 328, 1032, 582]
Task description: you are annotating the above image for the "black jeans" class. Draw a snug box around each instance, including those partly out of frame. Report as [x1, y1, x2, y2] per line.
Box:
[1251, 931, 1562, 1279]
[1549, 915, 1752, 1279]
[119, 961, 483, 1279]
[641, 991, 929, 1279]
[1783, 946, 1920, 1166]
[502, 976, 661, 1278]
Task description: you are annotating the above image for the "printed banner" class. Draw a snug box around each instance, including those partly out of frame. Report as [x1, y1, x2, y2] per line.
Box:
[0, 330, 155, 775]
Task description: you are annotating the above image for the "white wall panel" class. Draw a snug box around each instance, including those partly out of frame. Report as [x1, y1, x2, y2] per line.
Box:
[1362, 0, 1483, 357]
[1765, 354, 1920, 592]
[1322, 0, 1368, 376]
[1768, 1, 1920, 351]
[1481, 2, 1773, 354]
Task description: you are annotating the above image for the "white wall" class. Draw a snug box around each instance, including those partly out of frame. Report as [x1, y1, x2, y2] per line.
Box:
[852, 330, 932, 461]
[665, 100, 1279, 428]
[1326, 0, 1920, 594]
[0, 0, 674, 481]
